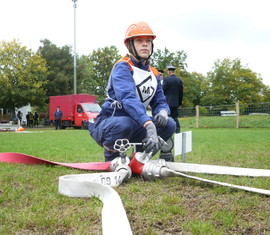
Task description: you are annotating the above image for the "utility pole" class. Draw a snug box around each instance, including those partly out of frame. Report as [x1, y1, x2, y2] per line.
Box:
[72, 0, 78, 94]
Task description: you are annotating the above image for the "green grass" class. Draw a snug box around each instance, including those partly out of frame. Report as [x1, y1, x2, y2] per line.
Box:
[181, 115, 270, 128]
[0, 127, 270, 234]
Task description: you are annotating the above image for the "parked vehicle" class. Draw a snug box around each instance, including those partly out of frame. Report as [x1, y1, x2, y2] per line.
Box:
[49, 94, 101, 129]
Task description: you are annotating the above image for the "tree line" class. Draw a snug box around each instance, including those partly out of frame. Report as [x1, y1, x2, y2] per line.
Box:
[0, 39, 269, 115]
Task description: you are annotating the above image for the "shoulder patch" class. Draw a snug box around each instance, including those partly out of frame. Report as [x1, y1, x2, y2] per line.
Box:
[149, 66, 159, 76]
[116, 56, 134, 71]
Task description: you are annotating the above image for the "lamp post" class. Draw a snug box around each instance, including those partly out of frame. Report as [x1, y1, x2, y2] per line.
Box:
[72, 0, 78, 94]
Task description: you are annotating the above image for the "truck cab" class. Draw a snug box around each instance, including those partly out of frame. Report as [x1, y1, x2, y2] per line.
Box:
[74, 102, 101, 127]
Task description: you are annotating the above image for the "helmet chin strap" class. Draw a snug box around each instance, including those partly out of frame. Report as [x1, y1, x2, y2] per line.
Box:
[129, 40, 154, 64]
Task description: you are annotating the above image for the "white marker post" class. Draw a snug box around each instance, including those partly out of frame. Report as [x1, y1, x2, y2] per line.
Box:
[174, 131, 192, 162]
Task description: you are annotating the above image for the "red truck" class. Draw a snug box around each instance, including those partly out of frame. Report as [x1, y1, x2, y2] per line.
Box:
[49, 94, 101, 129]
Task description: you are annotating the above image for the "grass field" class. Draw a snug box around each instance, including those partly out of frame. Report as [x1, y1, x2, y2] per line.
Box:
[180, 115, 270, 128]
[0, 127, 270, 234]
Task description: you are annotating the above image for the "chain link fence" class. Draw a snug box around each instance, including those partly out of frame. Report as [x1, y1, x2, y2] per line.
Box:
[179, 102, 270, 128]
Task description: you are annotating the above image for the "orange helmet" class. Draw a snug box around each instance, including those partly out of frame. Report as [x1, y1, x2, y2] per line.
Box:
[124, 21, 156, 44]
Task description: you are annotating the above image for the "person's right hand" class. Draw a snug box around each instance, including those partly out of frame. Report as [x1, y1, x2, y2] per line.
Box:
[154, 110, 168, 128]
[142, 123, 160, 154]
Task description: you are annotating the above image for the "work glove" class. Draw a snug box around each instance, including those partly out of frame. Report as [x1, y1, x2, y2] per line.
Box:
[154, 110, 168, 128]
[142, 123, 161, 154]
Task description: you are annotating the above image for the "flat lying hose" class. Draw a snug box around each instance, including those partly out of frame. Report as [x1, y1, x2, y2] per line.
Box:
[2, 152, 270, 233]
[0, 152, 132, 234]
[161, 167, 270, 196]
[59, 171, 132, 235]
[142, 160, 270, 196]
[166, 162, 270, 177]
[0, 152, 111, 171]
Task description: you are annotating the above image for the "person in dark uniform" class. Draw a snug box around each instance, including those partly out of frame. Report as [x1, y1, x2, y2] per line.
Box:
[34, 112, 39, 127]
[158, 69, 164, 85]
[163, 65, 183, 133]
[54, 106, 63, 130]
[17, 111, 22, 123]
[26, 112, 30, 127]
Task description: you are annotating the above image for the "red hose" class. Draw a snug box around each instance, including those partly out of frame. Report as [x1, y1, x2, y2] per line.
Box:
[0, 152, 111, 171]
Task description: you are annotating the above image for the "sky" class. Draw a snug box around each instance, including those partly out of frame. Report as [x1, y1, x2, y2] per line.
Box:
[2, 0, 270, 86]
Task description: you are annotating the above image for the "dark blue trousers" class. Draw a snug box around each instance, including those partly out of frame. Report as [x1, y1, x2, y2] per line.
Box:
[88, 116, 176, 161]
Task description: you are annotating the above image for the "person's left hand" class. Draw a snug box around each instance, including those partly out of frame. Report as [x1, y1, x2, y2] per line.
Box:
[154, 110, 168, 128]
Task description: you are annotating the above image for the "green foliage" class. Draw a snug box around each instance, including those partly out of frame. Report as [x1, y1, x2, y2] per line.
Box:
[2, 39, 270, 113]
[152, 47, 199, 107]
[261, 85, 270, 102]
[152, 47, 188, 77]
[0, 39, 48, 110]
[203, 58, 266, 105]
[199, 106, 208, 115]
[38, 39, 74, 98]
[183, 72, 207, 107]
[80, 46, 121, 104]
[76, 54, 95, 95]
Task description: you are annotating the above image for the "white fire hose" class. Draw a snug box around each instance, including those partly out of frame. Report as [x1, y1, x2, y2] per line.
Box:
[58, 139, 270, 234]
[166, 162, 270, 177]
[142, 160, 270, 196]
[1, 139, 268, 234]
[59, 167, 133, 235]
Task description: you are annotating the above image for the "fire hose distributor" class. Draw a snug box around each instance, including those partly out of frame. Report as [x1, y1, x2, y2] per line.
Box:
[129, 137, 169, 175]
[112, 138, 170, 177]
[129, 151, 153, 175]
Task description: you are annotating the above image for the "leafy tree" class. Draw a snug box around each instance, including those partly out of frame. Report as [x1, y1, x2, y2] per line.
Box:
[38, 39, 74, 98]
[151, 47, 188, 77]
[0, 39, 47, 112]
[261, 85, 270, 102]
[81, 46, 121, 104]
[202, 58, 266, 105]
[151, 47, 192, 107]
[77, 55, 96, 95]
[183, 72, 207, 107]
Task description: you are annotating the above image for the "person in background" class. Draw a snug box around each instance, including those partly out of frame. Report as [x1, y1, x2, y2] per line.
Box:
[17, 111, 22, 123]
[34, 112, 39, 127]
[26, 112, 30, 127]
[87, 21, 176, 162]
[158, 69, 164, 85]
[28, 112, 34, 127]
[163, 65, 183, 133]
[54, 106, 63, 130]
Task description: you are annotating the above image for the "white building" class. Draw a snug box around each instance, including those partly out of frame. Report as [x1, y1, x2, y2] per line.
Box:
[16, 104, 32, 123]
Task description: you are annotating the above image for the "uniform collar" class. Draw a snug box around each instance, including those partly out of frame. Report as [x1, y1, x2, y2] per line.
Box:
[129, 55, 150, 70]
